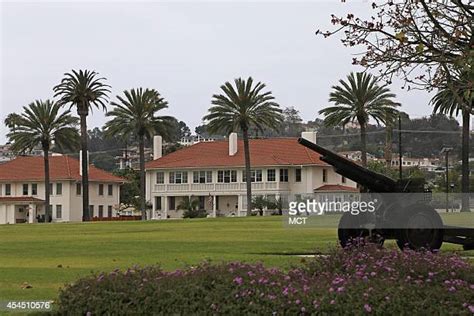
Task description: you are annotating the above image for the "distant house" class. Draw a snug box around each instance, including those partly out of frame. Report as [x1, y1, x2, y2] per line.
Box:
[115, 146, 153, 170]
[389, 155, 441, 171]
[178, 135, 219, 147]
[0, 155, 123, 224]
[338, 150, 375, 163]
[145, 132, 358, 219]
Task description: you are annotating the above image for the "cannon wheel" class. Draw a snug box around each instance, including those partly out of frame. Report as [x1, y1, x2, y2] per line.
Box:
[338, 213, 383, 248]
[396, 206, 444, 251]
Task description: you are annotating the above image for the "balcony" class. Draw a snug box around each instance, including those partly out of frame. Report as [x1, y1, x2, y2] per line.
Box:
[153, 182, 290, 193]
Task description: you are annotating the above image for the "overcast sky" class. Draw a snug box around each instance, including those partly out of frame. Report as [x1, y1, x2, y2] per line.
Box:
[0, 0, 435, 144]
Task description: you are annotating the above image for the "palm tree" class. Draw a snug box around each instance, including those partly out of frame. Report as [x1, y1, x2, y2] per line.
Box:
[6, 100, 79, 221]
[4, 113, 22, 133]
[431, 85, 472, 212]
[177, 196, 199, 212]
[104, 88, 174, 220]
[53, 69, 110, 221]
[319, 72, 400, 166]
[203, 77, 283, 216]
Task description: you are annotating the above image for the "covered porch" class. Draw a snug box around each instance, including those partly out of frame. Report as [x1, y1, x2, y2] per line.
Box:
[151, 194, 245, 219]
[0, 197, 45, 224]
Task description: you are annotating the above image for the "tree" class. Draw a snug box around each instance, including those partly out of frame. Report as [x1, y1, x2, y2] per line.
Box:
[104, 88, 174, 220]
[113, 168, 140, 208]
[251, 195, 267, 216]
[282, 107, 304, 136]
[53, 69, 110, 221]
[203, 77, 283, 216]
[319, 1, 472, 97]
[177, 196, 199, 211]
[4, 113, 22, 134]
[6, 100, 79, 221]
[319, 72, 400, 166]
[431, 79, 473, 211]
[320, 1, 472, 208]
[168, 119, 191, 142]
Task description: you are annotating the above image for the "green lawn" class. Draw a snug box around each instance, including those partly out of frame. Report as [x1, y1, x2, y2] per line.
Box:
[0, 216, 472, 302]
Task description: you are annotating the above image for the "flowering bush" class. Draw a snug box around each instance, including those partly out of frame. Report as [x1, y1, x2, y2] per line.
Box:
[55, 243, 474, 315]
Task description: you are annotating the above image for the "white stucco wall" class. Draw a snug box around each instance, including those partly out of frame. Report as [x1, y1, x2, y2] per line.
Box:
[0, 181, 121, 224]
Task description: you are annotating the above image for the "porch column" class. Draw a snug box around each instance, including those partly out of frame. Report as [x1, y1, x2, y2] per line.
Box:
[151, 197, 156, 220]
[163, 196, 168, 219]
[212, 195, 217, 218]
[7, 205, 15, 224]
[0, 205, 6, 224]
[237, 195, 243, 217]
[28, 204, 35, 224]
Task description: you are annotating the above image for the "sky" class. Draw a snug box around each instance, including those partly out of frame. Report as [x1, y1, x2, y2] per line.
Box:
[0, 0, 436, 144]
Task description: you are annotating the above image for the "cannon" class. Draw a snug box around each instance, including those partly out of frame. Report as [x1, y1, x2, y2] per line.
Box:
[298, 137, 474, 251]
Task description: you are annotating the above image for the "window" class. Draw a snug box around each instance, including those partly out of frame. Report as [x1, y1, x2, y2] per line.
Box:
[32, 183, 38, 195]
[295, 169, 302, 182]
[322, 169, 328, 182]
[98, 205, 104, 218]
[56, 183, 62, 195]
[22, 184, 28, 195]
[169, 171, 188, 184]
[169, 197, 176, 210]
[89, 205, 94, 217]
[56, 205, 62, 219]
[279, 169, 288, 182]
[98, 184, 104, 196]
[107, 205, 113, 218]
[342, 176, 346, 184]
[193, 171, 212, 183]
[5, 184, 11, 196]
[267, 169, 276, 182]
[76, 183, 81, 195]
[156, 172, 164, 184]
[49, 183, 53, 195]
[243, 170, 262, 182]
[218, 170, 237, 183]
[155, 197, 162, 211]
[108, 184, 113, 196]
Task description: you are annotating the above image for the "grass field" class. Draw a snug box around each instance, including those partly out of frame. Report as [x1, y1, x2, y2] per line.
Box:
[0, 216, 472, 302]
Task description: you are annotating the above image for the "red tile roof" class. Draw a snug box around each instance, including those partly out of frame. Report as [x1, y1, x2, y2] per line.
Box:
[146, 138, 328, 169]
[0, 197, 44, 203]
[0, 155, 123, 182]
[315, 184, 360, 192]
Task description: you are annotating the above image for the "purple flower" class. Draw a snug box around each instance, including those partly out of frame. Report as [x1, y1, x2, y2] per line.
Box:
[233, 276, 243, 285]
[364, 304, 372, 313]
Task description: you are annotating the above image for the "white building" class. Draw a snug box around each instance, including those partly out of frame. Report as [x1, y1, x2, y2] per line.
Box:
[0, 155, 123, 224]
[145, 132, 358, 219]
[390, 155, 441, 171]
[178, 135, 219, 147]
[338, 150, 375, 163]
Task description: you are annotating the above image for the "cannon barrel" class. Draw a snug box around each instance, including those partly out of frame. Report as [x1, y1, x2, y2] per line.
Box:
[298, 137, 397, 192]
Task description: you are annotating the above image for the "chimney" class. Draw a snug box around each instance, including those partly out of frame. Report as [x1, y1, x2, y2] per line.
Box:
[301, 131, 317, 144]
[79, 150, 89, 176]
[229, 132, 238, 156]
[153, 135, 163, 160]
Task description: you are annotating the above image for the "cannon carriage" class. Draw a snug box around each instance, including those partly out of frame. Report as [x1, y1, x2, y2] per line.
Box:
[298, 137, 474, 251]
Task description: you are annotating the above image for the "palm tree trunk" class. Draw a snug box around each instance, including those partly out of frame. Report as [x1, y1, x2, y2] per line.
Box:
[43, 146, 50, 222]
[139, 135, 146, 220]
[461, 108, 470, 212]
[242, 128, 252, 216]
[360, 123, 368, 167]
[79, 113, 90, 221]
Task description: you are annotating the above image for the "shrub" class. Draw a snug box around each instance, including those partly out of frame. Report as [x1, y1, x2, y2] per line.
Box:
[183, 209, 207, 218]
[54, 243, 474, 315]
